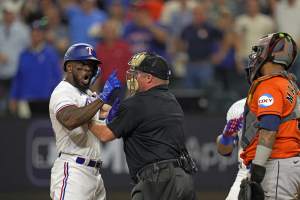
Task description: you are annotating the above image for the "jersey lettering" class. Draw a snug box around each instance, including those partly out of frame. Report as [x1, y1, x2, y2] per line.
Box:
[286, 85, 295, 104]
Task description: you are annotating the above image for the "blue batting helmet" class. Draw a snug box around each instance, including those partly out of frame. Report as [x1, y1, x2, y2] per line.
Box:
[63, 43, 101, 72]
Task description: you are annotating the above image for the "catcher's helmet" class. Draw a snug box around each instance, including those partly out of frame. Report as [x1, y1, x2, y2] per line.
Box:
[246, 32, 298, 84]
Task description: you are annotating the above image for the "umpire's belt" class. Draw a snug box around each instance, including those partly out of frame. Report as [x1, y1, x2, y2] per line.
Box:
[135, 159, 181, 182]
[59, 152, 102, 169]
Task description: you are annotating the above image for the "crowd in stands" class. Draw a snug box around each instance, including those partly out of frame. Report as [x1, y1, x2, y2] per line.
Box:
[0, 0, 300, 117]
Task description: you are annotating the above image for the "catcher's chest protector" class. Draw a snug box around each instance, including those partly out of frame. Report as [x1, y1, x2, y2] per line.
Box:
[241, 72, 300, 149]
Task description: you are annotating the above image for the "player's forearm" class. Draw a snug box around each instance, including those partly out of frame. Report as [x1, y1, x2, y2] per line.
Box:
[258, 129, 276, 148]
[253, 129, 276, 166]
[57, 99, 104, 130]
[216, 134, 234, 156]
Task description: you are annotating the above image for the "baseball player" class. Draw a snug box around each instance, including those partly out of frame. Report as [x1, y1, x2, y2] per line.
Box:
[216, 98, 246, 200]
[238, 32, 300, 200]
[49, 43, 120, 200]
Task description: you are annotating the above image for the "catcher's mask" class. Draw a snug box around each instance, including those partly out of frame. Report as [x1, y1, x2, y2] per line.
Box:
[126, 52, 171, 94]
[246, 32, 298, 84]
[64, 43, 102, 86]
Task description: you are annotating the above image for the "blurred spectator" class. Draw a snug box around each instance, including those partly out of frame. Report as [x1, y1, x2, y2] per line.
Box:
[0, 0, 30, 115]
[20, 0, 38, 23]
[204, 0, 243, 25]
[95, 19, 131, 92]
[0, 0, 24, 21]
[123, 2, 169, 58]
[104, 0, 130, 12]
[105, 0, 129, 34]
[234, 0, 275, 65]
[143, 0, 164, 21]
[160, 0, 197, 78]
[60, 0, 107, 47]
[160, 0, 197, 37]
[20, 0, 48, 24]
[44, 6, 69, 56]
[213, 8, 247, 97]
[9, 19, 62, 118]
[274, 0, 300, 46]
[274, 0, 300, 80]
[179, 3, 223, 90]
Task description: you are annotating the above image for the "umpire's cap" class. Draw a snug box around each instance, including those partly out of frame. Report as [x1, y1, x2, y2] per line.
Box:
[63, 43, 101, 72]
[128, 52, 171, 80]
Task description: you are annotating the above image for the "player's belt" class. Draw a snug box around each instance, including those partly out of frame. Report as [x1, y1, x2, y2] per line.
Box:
[59, 152, 102, 169]
[135, 159, 181, 182]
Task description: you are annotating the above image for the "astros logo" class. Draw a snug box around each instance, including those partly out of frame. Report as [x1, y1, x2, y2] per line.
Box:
[258, 94, 274, 108]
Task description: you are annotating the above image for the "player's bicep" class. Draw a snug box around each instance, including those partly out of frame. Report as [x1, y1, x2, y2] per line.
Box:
[56, 105, 78, 130]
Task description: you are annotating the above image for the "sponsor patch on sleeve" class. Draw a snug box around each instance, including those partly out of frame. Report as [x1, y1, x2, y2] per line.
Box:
[258, 94, 274, 108]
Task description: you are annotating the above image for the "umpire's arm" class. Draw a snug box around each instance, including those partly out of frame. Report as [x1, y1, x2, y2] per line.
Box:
[89, 122, 116, 142]
[89, 100, 137, 142]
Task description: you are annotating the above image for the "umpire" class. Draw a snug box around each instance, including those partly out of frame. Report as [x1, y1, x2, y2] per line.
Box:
[89, 52, 197, 200]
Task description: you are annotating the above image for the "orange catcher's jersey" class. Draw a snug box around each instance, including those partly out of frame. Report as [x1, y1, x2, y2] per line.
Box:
[241, 76, 300, 165]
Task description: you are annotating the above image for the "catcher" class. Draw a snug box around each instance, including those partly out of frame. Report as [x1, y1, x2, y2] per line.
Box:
[238, 32, 300, 200]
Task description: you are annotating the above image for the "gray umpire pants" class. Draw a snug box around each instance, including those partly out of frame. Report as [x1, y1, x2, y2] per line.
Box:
[131, 162, 196, 200]
[261, 156, 300, 200]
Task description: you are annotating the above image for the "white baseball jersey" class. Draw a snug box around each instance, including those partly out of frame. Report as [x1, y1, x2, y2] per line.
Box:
[226, 98, 246, 166]
[49, 80, 106, 200]
[226, 98, 248, 200]
[49, 80, 101, 159]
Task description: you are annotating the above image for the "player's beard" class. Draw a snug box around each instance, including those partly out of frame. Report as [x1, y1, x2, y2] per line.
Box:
[73, 73, 90, 92]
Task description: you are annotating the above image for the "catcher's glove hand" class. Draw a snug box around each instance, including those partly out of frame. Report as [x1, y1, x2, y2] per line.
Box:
[238, 178, 264, 200]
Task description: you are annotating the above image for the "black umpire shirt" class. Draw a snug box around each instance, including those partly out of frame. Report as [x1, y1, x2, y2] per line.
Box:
[107, 84, 186, 180]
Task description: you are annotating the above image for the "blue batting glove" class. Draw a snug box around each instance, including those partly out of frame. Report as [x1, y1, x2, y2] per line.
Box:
[106, 97, 121, 123]
[99, 70, 121, 103]
[223, 116, 244, 137]
[219, 134, 235, 145]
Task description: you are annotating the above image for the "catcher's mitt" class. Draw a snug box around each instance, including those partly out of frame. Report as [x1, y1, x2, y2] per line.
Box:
[238, 178, 264, 200]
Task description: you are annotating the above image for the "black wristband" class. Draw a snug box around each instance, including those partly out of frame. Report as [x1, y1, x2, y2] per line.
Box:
[250, 163, 266, 183]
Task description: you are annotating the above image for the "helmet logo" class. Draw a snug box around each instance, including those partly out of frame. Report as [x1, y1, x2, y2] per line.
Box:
[86, 47, 93, 55]
[128, 52, 147, 69]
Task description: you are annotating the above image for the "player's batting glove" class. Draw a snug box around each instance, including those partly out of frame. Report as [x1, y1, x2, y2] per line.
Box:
[219, 116, 243, 145]
[99, 70, 121, 104]
[106, 97, 121, 123]
[223, 116, 244, 136]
